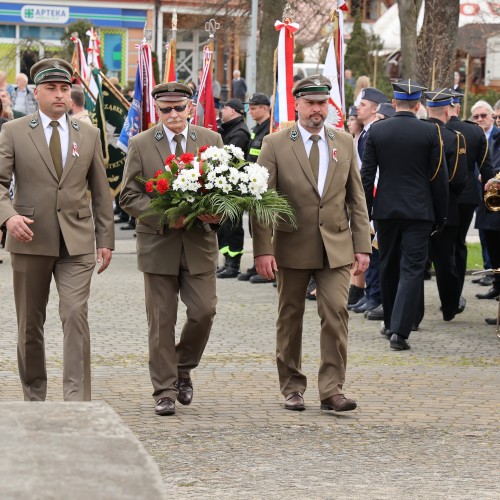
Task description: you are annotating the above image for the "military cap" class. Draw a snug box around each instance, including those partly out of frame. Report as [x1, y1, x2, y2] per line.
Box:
[152, 82, 193, 102]
[424, 88, 455, 107]
[360, 87, 390, 104]
[392, 79, 427, 100]
[30, 58, 74, 85]
[247, 93, 270, 106]
[377, 102, 395, 118]
[448, 88, 463, 104]
[223, 98, 245, 115]
[348, 105, 358, 117]
[292, 74, 331, 101]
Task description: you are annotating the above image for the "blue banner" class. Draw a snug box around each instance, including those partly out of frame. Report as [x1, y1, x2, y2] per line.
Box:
[117, 65, 142, 153]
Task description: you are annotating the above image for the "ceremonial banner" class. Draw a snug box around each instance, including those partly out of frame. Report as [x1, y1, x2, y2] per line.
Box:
[163, 40, 176, 83]
[323, 37, 344, 129]
[90, 70, 130, 197]
[272, 18, 299, 131]
[117, 42, 156, 152]
[193, 46, 217, 131]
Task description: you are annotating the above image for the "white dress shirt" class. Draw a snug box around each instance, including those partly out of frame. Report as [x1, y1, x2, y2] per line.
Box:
[39, 110, 69, 168]
[164, 124, 188, 155]
[297, 122, 328, 196]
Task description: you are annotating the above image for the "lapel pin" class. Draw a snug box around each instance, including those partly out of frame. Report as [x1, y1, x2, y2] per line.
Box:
[327, 129, 335, 140]
[332, 148, 338, 162]
[189, 129, 197, 141]
[155, 130, 164, 141]
[290, 129, 299, 141]
[72, 121, 80, 131]
[72, 142, 79, 158]
[29, 118, 39, 128]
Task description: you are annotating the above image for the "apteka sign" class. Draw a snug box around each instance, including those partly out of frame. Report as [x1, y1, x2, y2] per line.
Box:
[21, 5, 69, 24]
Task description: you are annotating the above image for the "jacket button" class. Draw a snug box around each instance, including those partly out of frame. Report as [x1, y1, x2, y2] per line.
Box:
[320, 204, 323, 209]
[57, 208, 61, 212]
[319, 222, 323, 226]
[58, 187, 62, 190]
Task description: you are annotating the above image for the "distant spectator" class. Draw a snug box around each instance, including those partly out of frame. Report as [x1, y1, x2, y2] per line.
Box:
[108, 76, 122, 92]
[471, 100, 496, 142]
[11, 73, 37, 115]
[231, 69, 247, 101]
[452, 71, 463, 93]
[0, 71, 14, 98]
[70, 88, 93, 125]
[344, 69, 356, 89]
[494, 99, 500, 128]
[353, 75, 370, 106]
[0, 97, 7, 130]
[0, 89, 18, 120]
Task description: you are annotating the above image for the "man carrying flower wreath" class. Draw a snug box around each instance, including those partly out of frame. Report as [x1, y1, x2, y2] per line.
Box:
[252, 75, 372, 413]
[120, 82, 224, 416]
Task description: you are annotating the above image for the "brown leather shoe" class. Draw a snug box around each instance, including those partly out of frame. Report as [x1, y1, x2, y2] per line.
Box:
[320, 394, 357, 412]
[155, 397, 176, 416]
[284, 392, 305, 411]
[176, 378, 193, 406]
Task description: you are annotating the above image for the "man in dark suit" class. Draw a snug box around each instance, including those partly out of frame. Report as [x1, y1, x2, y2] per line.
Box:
[361, 80, 449, 350]
[0, 58, 114, 401]
[120, 82, 223, 416]
[252, 75, 372, 412]
[425, 89, 468, 321]
[447, 89, 494, 296]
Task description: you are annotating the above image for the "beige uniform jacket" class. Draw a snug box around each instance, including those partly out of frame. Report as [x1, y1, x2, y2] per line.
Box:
[0, 111, 114, 256]
[252, 124, 372, 268]
[119, 123, 224, 276]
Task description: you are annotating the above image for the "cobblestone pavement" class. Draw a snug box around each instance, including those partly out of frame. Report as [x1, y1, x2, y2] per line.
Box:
[1, 230, 499, 499]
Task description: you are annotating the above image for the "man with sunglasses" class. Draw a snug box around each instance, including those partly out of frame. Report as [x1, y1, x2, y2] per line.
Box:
[120, 82, 223, 416]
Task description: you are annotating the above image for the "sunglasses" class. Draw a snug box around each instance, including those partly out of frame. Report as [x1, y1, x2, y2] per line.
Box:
[472, 113, 489, 119]
[158, 105, 188, 114]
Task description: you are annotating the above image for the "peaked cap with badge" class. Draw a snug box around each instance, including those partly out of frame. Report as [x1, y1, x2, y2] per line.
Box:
[360, 87, 390, 105]
[424, 88, 455, 107]
[293, 74, 332, 101]
[30, 58, 74, 85]
[247, 93, 271, 106]
[447, 88, 464, 105]
[348, 105, 358, 117]
[377, 102, 395, 118]
[392, 79, 427, 100]
[152, 82, 193, 102]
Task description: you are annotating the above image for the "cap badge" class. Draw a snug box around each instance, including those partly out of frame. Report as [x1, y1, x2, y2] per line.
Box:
[314, 78, 321, 86]
[71, 121, 80, 131]
[29, 118, 39, 129]
[155, 130, 164, 141]
[53, 61, 60, 69]
[290, 129, 299, 141]
[189, 129, 197, 141]
[167, 83, 176, 92]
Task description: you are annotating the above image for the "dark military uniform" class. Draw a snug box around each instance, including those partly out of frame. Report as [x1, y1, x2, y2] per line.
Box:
[425, 90, 468, 320]
[447, 115, 493, 292]
[247, 117, 271, 163]
[361, 80, 448, 347]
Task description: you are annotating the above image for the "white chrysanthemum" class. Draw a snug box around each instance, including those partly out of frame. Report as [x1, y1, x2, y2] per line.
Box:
[206, 170, 218, 182]
[238, 183, 249, 194]
[213, 176, 229, 191]
[205, 182, 214, 189]
[224, 144, 245, 161]
[214, 162, 230, 174]
[227, 167, 240, 185]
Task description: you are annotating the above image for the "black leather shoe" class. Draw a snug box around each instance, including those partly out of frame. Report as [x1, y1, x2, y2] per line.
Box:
[237, 266, 257, 281]
[176, 378, 193, 406]
[485, 317, 499, 325]
[390, 334, 410, 350]
[155, 397, 176, 416]
[249, 274, 275, 284]
[457, 296, 466, 314]
[380, 323, 391, 339]
[443, 311, 456, 321]
[411, 323, 419, 331]
[365, 303, 384, 320]
[347, 294, 367, 311]
[478, 275, 493, 286]
[284, 392, 305, 411]
[352, 298, 380, 314]
[475, 287, 500, 300]
[217, 267, 240, 279]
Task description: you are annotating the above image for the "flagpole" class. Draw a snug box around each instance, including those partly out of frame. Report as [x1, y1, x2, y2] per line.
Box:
[99, 71, 131, 110]
[73, 67, 97, 102]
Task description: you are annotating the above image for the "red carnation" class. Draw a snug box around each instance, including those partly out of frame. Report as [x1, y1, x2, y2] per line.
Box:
[154, 169, 163, 178]
[199, 145, 209, 154]
[180, 153, 195, 164]
[165, 154, 176, 166]
[145, 181, 154, 193]
[156, 178, 169, 194]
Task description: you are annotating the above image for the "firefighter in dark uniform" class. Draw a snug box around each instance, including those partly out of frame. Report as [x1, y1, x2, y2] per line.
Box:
[237, 93, 272, 282]
[425, 89, 468, 321]
[361, 80, 449, 351]
[446, 89, 494, 297]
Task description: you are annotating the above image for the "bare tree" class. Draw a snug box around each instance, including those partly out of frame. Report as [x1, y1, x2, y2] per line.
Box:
[417, 0, 460, 89]
[397, 0, 423, 79]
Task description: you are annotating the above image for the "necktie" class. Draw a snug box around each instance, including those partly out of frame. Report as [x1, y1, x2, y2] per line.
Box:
[309, 134, 320, 183]
[357, 129, 366, 159]
[173, 134, 184, 157]
[49, 120, 63, 180]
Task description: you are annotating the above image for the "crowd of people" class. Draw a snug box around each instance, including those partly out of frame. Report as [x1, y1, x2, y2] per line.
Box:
[0, 59, 499, 417]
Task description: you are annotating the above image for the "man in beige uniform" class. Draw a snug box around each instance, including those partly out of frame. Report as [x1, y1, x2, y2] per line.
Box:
[120, 82, 223, 416]
[0, 58, 114, 401]
[253, 75, 372, 412]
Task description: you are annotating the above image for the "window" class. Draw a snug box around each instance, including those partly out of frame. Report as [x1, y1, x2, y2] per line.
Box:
[20, 25, 65, 40]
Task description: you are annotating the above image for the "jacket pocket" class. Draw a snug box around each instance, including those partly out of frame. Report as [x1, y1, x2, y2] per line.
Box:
[14, 205, 35, 217]
[135, 223, 161, 235]
[78, 207, 92, 218]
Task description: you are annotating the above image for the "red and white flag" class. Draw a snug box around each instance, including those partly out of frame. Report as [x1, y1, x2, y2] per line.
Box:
[323, 37, 344, 129]
[193, 46, 217, 131]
